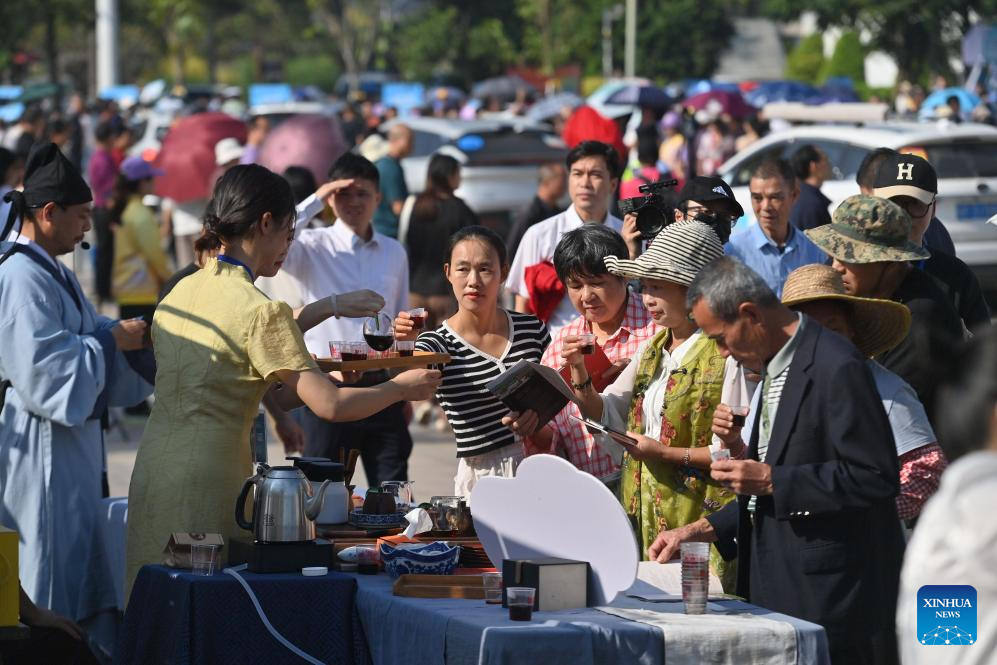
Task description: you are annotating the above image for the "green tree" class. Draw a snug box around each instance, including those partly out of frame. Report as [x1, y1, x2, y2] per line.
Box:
[761, 0, 997, 83]
[138, 0, 204, 84]
[285, 55, 341, 89]
[820, 30, 864, 84]
[212, 0, 313, 84]
[634, 0, 734, 81]
[514, 0, 733, 82]
[393, 6, 460, 82]
[387, 0, 521, 87]
[515, 0, 607, 77]
[785, 33, 825, 84]
[466, 19, 517, 79]
[0, 0, 91, 99]
[309, 0, 386, 90]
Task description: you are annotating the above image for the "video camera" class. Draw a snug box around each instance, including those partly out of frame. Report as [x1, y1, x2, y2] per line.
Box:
[618, 178, 679, 241]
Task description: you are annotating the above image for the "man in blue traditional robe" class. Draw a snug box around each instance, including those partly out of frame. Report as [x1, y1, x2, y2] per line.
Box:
[0, 143, 154, 623]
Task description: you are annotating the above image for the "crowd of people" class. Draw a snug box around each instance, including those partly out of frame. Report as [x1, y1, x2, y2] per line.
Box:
[0, 77, 995, 665]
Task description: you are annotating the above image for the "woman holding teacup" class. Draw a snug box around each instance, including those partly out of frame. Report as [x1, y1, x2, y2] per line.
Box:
[562, 221, 740, 588]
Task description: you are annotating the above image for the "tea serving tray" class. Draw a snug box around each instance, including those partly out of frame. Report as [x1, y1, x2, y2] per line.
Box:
[317, 351, 450, 372]
[393, 574, 486, 599]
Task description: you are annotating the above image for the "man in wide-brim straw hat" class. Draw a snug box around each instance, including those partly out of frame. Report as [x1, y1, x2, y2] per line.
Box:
[803, 194, 962, 422]
[780, 263, 911, 358]
[780, 264, 947, 522]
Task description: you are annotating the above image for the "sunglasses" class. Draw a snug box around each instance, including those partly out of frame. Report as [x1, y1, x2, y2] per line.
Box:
[893, 196, 934, 219]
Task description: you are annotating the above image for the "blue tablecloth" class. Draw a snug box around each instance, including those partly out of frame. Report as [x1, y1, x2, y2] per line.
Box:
[117, 564, 370, 665]
[353, 573, 830, 665]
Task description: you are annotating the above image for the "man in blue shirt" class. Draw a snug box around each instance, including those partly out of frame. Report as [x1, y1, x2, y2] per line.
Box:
[372, 123, 413, 238]
[725, 158, 829, 296]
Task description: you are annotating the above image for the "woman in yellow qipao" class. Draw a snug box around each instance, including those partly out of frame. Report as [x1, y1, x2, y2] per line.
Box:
[126, 165, 440, 597]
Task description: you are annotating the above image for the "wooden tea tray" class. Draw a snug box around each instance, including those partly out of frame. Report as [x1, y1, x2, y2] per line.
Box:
[317, 351, 450, 372]
[393, 574, 486, 599]
[318, 524, 401, 540]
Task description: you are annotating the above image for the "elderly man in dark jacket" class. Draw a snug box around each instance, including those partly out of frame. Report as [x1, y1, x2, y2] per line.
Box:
[649, 256, 904, 665]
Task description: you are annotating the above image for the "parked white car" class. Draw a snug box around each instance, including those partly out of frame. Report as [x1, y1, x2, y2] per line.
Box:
[248, 101, 343, 127]
[381, 117, 568, 238]
[719, 122, 997, 275]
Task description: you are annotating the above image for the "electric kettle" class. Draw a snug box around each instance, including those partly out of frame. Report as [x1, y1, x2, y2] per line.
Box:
[235, 465, 331, 543]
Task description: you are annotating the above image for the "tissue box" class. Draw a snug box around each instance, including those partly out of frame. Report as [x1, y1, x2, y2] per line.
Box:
[0, 526, 18, 626]
[502, 558, 589, 611]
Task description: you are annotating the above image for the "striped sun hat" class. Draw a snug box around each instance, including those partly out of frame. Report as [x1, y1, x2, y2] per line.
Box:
[604, 221, 724, 286]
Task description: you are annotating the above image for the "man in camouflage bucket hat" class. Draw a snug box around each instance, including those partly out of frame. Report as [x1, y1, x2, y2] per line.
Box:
[805, 194, 929, 264]
[806, 194, 962, 424]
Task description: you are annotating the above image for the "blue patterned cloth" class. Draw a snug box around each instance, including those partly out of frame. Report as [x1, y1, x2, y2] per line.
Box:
[117, 565, 370, 665]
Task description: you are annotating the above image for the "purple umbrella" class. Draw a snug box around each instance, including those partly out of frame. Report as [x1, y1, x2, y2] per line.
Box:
[684, 90, 757, 119]
[258, 114, 347, 185]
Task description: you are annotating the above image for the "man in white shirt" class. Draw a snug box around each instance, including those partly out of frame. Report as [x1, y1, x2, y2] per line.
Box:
[508, 140, 622, 332]
[279, 152, 413, 486]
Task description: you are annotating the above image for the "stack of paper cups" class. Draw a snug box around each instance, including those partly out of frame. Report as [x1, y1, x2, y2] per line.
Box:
[680, 542, 710, 614]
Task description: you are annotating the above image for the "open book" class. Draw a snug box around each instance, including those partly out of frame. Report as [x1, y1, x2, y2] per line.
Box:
[485, 360, 580, 429]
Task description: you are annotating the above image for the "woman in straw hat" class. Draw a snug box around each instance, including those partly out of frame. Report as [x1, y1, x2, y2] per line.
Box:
[561, 220, 740, 587]
[716, 263, 948, 524]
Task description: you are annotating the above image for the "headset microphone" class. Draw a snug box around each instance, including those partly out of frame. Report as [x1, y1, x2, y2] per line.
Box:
[80, 241, 90, 250]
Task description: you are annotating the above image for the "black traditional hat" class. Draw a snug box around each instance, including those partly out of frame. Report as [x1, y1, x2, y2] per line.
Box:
[1, 143, 92, 262]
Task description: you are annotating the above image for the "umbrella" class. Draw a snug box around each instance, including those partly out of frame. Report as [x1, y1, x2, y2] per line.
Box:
[683, 80, 741, 97]
[258, 114, 347, 186]
[561, 106, 626, 162]
[806, 83, 860, 105]
[425, 86, 466, 104]
[604, 84, 671, 109]
[919, 87, 981, 119]
[684, 90, 757, 118]
[814, 77, 860, 103]
[0, 103, 24, 123]
[744, 81, 819, 107]
[526, 93, 583, 122]
[471, 76, 537, 103]
[154, 112, 247, 203]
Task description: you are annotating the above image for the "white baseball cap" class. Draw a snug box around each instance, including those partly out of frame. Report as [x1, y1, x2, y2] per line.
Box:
[214, 137, 245, 166]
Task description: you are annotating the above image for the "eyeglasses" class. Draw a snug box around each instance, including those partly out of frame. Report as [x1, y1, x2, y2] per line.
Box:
[893, 197, 934, 218]
[683, 206, 737, 225]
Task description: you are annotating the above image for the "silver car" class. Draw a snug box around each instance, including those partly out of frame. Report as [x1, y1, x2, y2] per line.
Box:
[382, 117, 568, 238]
[719, 122, 997, 298]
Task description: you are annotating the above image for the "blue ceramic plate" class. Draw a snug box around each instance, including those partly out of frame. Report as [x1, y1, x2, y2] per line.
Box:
[379, 541, 461, 578]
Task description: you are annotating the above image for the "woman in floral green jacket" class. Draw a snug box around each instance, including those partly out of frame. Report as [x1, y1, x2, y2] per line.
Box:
[563, 221, 741, 589]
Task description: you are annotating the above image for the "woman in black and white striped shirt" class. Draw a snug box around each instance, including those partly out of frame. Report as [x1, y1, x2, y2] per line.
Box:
[395, 226, 549, 495]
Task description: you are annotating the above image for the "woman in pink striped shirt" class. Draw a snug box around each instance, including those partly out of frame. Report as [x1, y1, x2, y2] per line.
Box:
[515, 224, 658, 486]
